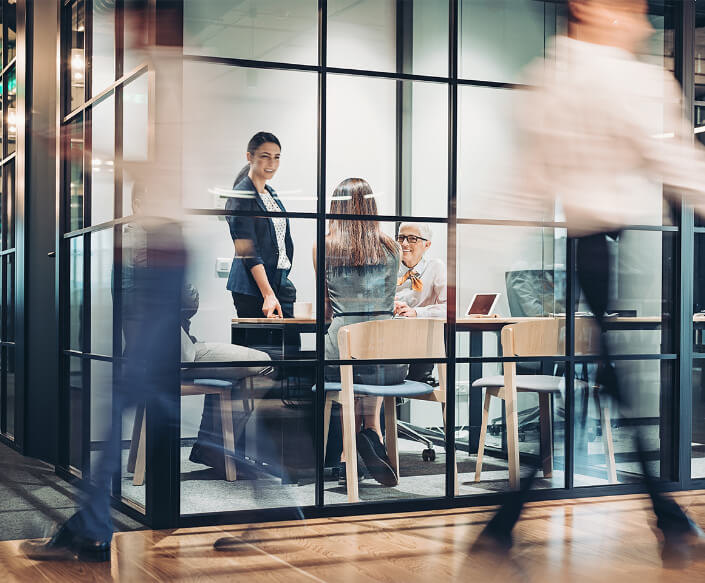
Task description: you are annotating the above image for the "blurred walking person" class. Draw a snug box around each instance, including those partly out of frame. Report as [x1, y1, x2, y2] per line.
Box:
[474, 0, 705, 566]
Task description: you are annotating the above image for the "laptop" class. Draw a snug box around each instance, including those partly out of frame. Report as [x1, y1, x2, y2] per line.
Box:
[465, 293, 501, 317]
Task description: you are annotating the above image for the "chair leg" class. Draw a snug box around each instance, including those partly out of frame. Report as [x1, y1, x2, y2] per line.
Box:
[127, 403, 145, 474]
[475, 390, 493, 483]
[341, 389, 360, 503]
[133, 410, 147, 486]
[594, 390, 617, 483]
[218, 391, 237, 482]
[323, 395, 333, 461]
[506, 393, 520, 490]
[441, 402, 459, 495]
[538, 393, 553, 478]
[384, 396, 399, 477]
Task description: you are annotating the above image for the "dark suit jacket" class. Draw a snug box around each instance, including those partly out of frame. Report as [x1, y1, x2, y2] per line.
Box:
[225, 175, 294, 298]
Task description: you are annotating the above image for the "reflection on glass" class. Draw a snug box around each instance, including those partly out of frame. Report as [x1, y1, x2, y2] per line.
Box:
[183, 0, 318, 66]
[123, 74, 149, 217]
[176, 365, 315, 514]
[121, 403, 145, 509]
[69, 237, 84, 351]
[575, 360, 674, 487]
[6, 66, 16, 155]
[90, 228, 113, 357]
[6, 346, 13, 437]
[69, 357, 83, 471]
[89, 360, 112, 483]
[68, 116, 84, 231]
[5, 0, 15, 64]
[182, 63, 317, 211]
[69, 0, 85, 111]
[91, 96, 115, 225]
[91, 0, 115, 96]
[693, 364, 705, 478]
[5, 253, 13, 342]
[4, 160, 12, 248]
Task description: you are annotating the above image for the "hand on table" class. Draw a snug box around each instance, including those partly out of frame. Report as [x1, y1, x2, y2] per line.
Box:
[394, 300, 417, 318]
[262, 294, 283, 318]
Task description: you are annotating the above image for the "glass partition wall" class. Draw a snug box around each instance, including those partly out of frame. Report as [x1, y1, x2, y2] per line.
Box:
[0, 0, 21, 449]
[57, 0, 705, 529]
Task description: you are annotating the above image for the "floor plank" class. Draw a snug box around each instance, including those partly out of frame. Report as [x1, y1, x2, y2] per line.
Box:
[3, 492, 705, 582]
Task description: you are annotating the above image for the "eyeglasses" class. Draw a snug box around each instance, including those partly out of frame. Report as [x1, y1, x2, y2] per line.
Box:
[396, 235, 428, 244]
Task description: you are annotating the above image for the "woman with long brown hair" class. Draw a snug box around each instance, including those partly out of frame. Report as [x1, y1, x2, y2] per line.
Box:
[313, 177, 404, 488]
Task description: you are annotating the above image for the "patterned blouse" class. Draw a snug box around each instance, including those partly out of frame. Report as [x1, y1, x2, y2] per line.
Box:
[258, 189, 291, 270]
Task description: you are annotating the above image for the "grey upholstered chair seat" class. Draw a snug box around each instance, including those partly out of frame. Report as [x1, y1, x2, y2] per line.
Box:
[472, 374, 588, 393]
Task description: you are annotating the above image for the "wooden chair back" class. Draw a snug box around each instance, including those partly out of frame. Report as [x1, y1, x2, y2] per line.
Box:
[338, 318, 446, 361]
[501, 318, 560, 358]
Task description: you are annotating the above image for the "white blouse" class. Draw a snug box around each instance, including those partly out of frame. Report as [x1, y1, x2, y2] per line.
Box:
[258, 189, 291, 270]
[395, 255, 447, 319]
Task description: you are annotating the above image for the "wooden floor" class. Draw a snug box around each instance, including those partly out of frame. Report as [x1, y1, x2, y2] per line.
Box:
[2, 492, 705, 582]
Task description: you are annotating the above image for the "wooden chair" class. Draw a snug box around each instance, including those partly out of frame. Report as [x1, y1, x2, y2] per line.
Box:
[321, 318, 457, 503]
[473, 319, 616, 489]
[127, 379, 238, 485]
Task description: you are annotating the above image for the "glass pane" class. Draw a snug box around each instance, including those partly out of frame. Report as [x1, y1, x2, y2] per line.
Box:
[91, 96, 115, 225]
[90, 228, 113, 356]
[0, 2, 4, 66]
[6, 65, 16, 155]
[122, 73, 149, 218]
[575, 360, 674, 487]
[328, 0, 448, 76]
[456, 225, 567, 358]
[182, 63, 317, 213]
[5, 346, 13, 437]
[70, 237, 84, 351]
[458, 362, 565, 495]
[5, 0, 15, 64]
[5, 253, 13, 342]
[183, 0, 318, 66]
[183, 215, 317, 361]
[400, 81, 448, 218]
[123, 0, 148, 73]
[579, 230, 675, 356]
[177, 364, 316, 514]
[89, 360, 113, 483]
[69, 357, 83, 471]
[68, 116, 84, 231]
[459, 0, 559, 83]
[327, 74, 396, 216]
[69, 0, 86, 111]
[4, 160, 13, 248]
[91, 0, 116, 96]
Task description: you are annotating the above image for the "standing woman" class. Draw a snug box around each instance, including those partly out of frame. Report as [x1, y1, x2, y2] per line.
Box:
[227, 132, 299, 356]
[313, 178, 404, 487]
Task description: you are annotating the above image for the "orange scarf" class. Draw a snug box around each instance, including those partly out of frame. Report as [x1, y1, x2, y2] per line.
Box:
[398, 268, 423, 292]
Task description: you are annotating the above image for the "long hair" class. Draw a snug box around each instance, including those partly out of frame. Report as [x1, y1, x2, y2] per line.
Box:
[326, 178, 398, 268]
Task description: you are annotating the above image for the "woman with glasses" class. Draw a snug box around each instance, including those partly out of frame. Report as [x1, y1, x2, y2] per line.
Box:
[313, 177, 403, 488]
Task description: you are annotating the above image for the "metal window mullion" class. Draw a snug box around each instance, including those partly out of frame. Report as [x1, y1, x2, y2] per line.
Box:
[564, 238, 576, 490]
[314, 0, 327, 510]
[84, 0, 92, 102]
[444, 0, 458, 500]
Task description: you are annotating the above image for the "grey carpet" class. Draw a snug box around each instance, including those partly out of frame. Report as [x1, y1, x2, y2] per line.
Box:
[0, 443, 142, 541]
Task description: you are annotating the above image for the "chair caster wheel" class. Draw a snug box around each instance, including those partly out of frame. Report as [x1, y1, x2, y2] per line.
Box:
[422, 448, 436, 462]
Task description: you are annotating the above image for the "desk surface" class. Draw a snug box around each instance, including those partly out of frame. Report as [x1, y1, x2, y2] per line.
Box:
[232, 317, 316, 325]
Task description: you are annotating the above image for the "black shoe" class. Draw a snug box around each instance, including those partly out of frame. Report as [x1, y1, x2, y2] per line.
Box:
[658, 516, 705, 569]
[20, 522, 111, 562]
[470, 525, 513, 555]
[189, 442, 226, 475]
[356, 429, 398, 487]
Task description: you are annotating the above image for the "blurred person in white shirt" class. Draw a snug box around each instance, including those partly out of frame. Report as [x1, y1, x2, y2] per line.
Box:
[473, 0, 705, 566]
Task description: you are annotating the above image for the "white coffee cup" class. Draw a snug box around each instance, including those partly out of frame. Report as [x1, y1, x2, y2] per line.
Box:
[293, 301, 313, 319]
